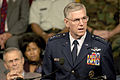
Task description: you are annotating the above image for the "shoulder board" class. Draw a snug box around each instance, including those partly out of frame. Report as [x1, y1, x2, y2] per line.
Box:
[91, 35, 108, 44]
[49, 33, 66, 41]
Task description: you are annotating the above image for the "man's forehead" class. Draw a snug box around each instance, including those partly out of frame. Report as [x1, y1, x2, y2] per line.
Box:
[5, 51, 21, 61]
[69, 9, 86, 17]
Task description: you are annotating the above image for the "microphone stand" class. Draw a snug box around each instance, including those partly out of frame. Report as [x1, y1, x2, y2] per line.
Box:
[89, 75, 107, 80]
[40, 69, 58, 80]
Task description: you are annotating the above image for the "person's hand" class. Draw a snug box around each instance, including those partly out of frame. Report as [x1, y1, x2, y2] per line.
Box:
[48, 33, 55, 37]
[43, 33, 55, 42]
[0, 34, 6, 49]
[7, 70, 23, 80]
[0, 33, 12, 49]
[93, 30, 110, 40]
[107, 31, 115, 39]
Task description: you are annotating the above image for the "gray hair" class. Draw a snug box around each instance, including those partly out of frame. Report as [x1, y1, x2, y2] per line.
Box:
[3, 47, 23, 61]
[64, 2, 86, 18]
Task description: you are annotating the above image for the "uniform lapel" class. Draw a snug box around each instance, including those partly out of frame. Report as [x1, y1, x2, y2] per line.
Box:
[62, 33, 74, 67]
[74, 31, 92, 67]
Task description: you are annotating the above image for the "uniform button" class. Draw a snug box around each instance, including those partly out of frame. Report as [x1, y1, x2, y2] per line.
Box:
[72, 70, 75, 73]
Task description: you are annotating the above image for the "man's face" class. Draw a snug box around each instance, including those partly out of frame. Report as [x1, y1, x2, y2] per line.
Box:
[4, 51, 24, 73]
[64, 9, 88, 39]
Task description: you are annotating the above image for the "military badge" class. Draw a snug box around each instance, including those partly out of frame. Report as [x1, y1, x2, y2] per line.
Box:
[89, 70, 94, 78]
[87, 52, 100, 66]
[91, 47, 101, 52]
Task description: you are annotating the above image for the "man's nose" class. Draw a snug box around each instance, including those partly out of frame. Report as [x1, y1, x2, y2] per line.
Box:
[12, 60, 17, 66]
[78, 19, 84, 25]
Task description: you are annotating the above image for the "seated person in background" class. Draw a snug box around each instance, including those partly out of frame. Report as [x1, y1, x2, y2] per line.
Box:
[88, 24, 120, 40]
[108, 24, 120, 39]
[29, 0, 74, 42]
[81, 0, 120, 76]
[81, 0, 119, 40]
[19, 33, 46, 74]
[88, 24, 120, 57]
[3, 47, 41, 80]
[0, 0, 29, 49]
[0, 59, 6, 80]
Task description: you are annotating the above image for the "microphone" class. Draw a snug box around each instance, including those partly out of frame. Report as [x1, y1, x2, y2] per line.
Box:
[41, 58, 64, 79]
[15, 77, 24, 80]
[89, 75, 107, 80]
[41, 58, 107, 80]
[4, 69, 10, 75]
[54, 58, 64, 65]
[57, 62, 107, 80]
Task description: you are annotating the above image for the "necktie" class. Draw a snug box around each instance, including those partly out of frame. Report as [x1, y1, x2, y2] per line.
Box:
[72, 40, 78, 64]
[0, 0, 8, 34]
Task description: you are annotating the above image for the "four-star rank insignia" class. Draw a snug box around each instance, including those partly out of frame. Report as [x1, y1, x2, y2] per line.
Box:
[87, 47, 101, 66]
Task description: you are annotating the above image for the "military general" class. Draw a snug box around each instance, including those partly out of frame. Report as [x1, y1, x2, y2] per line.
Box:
[42, 2, 116, 80]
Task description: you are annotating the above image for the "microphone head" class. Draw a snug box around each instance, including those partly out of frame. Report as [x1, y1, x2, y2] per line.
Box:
[59, 58, 64, 65]
[54, 58, 64, 65]
[4, 69, 10, 75]
[16, 77, 24, 80]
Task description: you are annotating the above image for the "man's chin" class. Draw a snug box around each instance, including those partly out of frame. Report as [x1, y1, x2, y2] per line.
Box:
[77, 33, 84, 37]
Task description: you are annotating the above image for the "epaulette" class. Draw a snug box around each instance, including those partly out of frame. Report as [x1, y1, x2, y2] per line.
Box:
[49, 33, 66, 41]
[91, 35, 108, 44]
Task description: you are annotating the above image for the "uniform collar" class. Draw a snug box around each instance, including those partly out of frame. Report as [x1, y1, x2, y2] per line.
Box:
[69, 31, 87, 46]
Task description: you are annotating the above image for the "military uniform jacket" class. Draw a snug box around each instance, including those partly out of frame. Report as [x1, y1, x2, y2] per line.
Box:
[42, 31, 116, 80]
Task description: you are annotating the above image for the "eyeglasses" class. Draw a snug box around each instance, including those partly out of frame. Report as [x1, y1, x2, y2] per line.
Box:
[67, 16, 89, 24]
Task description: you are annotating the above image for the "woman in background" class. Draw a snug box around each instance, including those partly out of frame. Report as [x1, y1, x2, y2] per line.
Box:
[19, 33, 46, 73]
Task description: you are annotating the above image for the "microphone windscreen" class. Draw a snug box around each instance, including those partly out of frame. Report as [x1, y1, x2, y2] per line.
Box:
[16, 77, 24, 80]
[59, 58, 64, 65]
[4, 69, 10, 75]
[24, 72, 41, 79]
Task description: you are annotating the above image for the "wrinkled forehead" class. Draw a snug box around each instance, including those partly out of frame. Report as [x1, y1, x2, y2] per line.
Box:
[67, 8, 86, 18]
[4, 51, 22, 61]
[68, 9, 87, 19]
[64, 2, 87, 18]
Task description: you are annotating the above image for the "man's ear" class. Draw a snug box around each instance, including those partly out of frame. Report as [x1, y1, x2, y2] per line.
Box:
[64, 18, 69, 28]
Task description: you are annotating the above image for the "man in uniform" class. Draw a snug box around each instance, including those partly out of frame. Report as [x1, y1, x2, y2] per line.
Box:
[42, 2, 116, 80]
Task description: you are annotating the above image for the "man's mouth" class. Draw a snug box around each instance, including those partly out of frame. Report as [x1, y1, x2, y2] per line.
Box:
[78, 28, 84, 31]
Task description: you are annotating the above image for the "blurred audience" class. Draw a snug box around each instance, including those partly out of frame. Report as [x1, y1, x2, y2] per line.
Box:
[19, 33, 46, 74]
[0, 0, 29, 49]
[108, 24, 120, 39]
[29, 0, 33, 6]
[88, 24, 120, 40]
[80, 0, 119, 60]
[29, 0, 74, 42]
[0, 59, 6, 80]
[3, 47, 41, 80]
